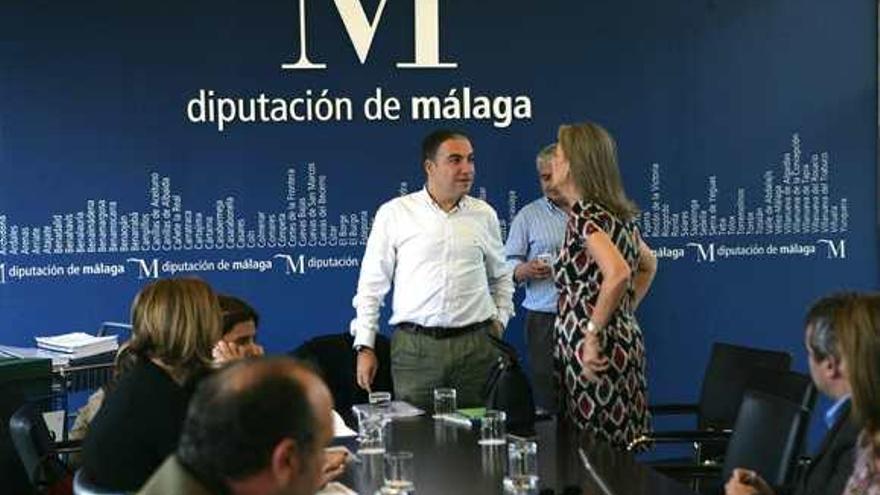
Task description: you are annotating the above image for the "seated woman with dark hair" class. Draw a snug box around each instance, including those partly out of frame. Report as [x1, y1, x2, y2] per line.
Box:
[82, 278, 223, 491]
[212, 294, 265, 364]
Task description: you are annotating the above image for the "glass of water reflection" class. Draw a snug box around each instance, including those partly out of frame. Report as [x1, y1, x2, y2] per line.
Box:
[478, 409, 507, 446]
[382, 451, 415, 494]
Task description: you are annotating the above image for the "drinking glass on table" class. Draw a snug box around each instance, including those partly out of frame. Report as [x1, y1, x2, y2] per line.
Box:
[432, 387, 457, 419]
[503, 438, 539, 493]
[354, 406, 388, 455]
[369, 391, 393, 411]
[381, 451, 415, 494]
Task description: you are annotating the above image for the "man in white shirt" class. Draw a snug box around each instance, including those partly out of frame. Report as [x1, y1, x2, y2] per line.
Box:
[350, 129, 515, 409]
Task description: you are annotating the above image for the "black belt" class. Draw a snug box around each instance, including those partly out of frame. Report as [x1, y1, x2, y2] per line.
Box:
[396, 320, 491, 339]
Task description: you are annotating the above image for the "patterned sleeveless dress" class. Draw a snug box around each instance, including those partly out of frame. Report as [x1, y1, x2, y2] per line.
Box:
[843, 432, 880, 495]
[553, 200, 651, 450]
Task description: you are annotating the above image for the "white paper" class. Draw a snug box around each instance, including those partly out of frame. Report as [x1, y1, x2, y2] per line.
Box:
[42, 410, 65, 441]
[351, 400, 425, 420]
[332, 409, 358, 438]
[34, 332, 118, 358]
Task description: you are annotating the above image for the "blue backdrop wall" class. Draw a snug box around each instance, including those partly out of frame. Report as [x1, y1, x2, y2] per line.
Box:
[1, 0, 877, 450]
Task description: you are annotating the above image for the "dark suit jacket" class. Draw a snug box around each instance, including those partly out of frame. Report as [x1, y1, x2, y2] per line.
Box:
[793, 401, 860, 495]
[82, 360, 194, 491]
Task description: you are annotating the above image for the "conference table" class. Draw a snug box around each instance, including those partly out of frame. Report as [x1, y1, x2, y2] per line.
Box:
[338, 416, 699, 495]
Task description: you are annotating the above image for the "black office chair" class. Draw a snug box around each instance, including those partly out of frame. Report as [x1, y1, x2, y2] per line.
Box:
[629, 342, 791, 460]
[290, 332, 394, 426]
[1, 386, 32, 494]
[744, 368, 817, 482]
[723, 390, 809, 487]
[8, 403, 81, 494]
[652, 367, 816, 490]
[746, 368, 816, 414]
[658, 390, 809, 493]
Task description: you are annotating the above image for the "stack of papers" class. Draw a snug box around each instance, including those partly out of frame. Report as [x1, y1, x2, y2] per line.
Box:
[35, 332, 118, 360]
[0, 345, 74, 367]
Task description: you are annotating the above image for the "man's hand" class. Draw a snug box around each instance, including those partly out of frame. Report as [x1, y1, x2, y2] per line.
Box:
[489, 320, 504, 339]
[356, 347, 378, 392]
[724, 469, 774, 495]
[212, 341, 264, 366]
[320, 449, 349, 486]
[514, 259, 552, 282]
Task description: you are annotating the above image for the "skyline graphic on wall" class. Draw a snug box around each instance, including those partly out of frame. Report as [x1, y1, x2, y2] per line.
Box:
[640, 134, 848, 239]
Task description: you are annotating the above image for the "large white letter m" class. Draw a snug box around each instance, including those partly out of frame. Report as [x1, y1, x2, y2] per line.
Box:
[282, 0, 457, 69]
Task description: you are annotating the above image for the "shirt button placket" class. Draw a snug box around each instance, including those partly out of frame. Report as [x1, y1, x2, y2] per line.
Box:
[441, 215, 452, 325]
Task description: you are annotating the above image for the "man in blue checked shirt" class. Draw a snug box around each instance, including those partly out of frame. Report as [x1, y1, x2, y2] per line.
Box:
[504, 143, 569, 413]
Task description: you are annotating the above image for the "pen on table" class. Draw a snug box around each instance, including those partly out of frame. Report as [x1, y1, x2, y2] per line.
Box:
[441, 413, 475, 428]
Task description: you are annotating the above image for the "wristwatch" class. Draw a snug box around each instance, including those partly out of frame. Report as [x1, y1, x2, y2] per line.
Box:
[354, 345, 373, 353]
[586, 321, 601, 334]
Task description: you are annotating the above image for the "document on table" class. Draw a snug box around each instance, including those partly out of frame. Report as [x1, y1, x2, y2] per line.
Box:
[351, 400, 425, 419]
[332, 409, 357, 438]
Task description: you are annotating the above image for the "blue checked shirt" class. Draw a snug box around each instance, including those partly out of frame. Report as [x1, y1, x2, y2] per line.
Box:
[504, 197, 568, 313]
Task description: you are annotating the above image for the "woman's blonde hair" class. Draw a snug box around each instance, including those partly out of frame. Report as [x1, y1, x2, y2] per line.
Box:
[835, 293, 880, 452]
[558, 122, 639, 221]
[121, 278, 222, 384]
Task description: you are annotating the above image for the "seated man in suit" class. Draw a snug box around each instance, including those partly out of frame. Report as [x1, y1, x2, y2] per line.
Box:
[139, 357, 344, 495]
[726, 293, 860, 495]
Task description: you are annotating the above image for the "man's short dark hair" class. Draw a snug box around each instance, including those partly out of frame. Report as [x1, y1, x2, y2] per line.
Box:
[177, 358, 318, 482]
[805, 292, 857, 361]
[421, 129, 470, 163]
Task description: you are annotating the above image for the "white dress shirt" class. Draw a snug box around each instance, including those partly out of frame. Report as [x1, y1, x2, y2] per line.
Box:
[350, 188, 515, 348]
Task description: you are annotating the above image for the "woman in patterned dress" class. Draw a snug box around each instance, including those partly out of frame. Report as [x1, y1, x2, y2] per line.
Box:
[550, 122, 657, 449]
[839, 294, 880, 495]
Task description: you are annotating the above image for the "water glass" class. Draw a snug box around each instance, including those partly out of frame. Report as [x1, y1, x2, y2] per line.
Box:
[433, 387, 457, 418]
[479, 409, 507, 446]
[382, 451, 415, 494]
[503, 439, 539, 493]
[535, 252, 554, 266]
[356, 451, 385, 495]
[354, 406, 387, 455]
